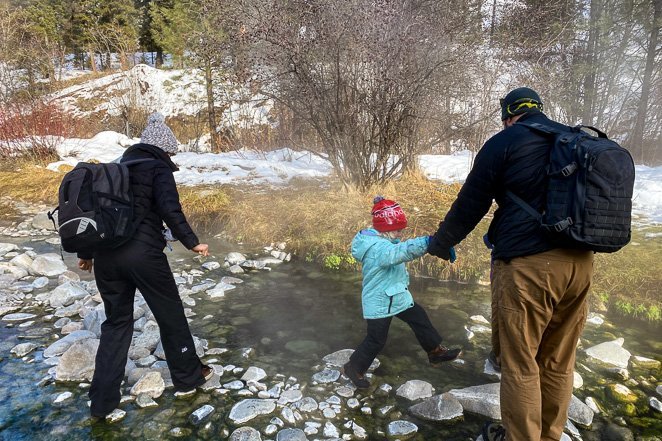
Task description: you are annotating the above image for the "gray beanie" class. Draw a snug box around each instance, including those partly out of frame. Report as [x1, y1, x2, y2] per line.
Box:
[140, 112, 178, 154]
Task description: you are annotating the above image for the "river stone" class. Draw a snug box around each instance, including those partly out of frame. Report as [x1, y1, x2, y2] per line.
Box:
[387, 420, 418, 438]
[131, 371, 165, 398]
[573, 371, 583, 389]
[607, 384, 638, 403]
[55, 338, 99, 381]
[631, 355, 661, 369]
[240, 260, 266, 270]
[30, 253, 67, 277]
[409, 393, 464, 421]
[278, 389, 302, 404]
[83, 308, 106, 337]
[58, 271, 80, 284]
[323, 422, 340, 438]
[347, 398, 360, 409]
[281, 406, 296, 424]
[0, 243, 18, 256]
[396, 380, 434, 401]
[10, 342, 37, 357]
[275, 428, 308, 441]
[296, 397, 318, 412]
[32, 212, 53, 230]
[201, 261, 221, 271]
[0, 306, 21, 317]
[222, 276, 243, 284]
[323, 349, 380, 371]
[568, 395, 594, 427]
[135, 393, 159, 408]
[226, 252, 247, 265]
[585, 338, 631, 369]
[585, 397, 601, 414]
[1, 313, 37, 322]
[228, 265, 244, 274]
[106, 408, 126, 423]
[242, 366, 267, 382]
[230, 426, 262, 441]
[44, 330, 96, 358]
[190, 404, 215, 425]
[49, 282, 88, 308]
[449, 383, 501, 420]
[650, 397, 662, 412]
[602, 423, 634, 441]
[228, 399, 276, 424]
[61, 321, 84, 334]
[10, 253, 33, 270]
[32, 277, 49, 289]
[53, 391, 73, 404]
[312, 369, 340, 383]
[586, 313, 605, 326]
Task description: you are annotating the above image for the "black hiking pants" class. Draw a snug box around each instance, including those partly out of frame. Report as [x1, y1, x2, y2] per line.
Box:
[349, 302, 442, 374]
[88, 240, 205, 417]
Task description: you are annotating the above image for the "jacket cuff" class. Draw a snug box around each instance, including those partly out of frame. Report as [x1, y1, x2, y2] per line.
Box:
[180, 233, 199, 250]
[77, 252, 93, 260]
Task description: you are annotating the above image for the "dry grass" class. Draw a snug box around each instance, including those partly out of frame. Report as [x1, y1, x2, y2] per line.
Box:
[0, 158, 63, 205]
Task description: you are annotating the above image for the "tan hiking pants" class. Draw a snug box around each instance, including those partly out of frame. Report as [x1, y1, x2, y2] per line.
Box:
[492, 248, 593, 441]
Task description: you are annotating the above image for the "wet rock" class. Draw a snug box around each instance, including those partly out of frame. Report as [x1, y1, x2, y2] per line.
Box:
[347, 398, 360, 409]
[10, 342, 37, 357]
[312, 368, 340, 383]
[200, 374, 221, 392]
[241, 260, 267, 270]
[226, 252, 247, 265]
[189, 404, 215, 425]
[631, 356, 661, 370]
[585, 338, 631, 369]
[49, 282, 88, 308]
[55, 338, 99, 382]
[585, 397, 601, 414]
[265, 425, 278, 436]
[565, 419, 581, 440]
[323, 422, 340, 438]
[278, 389, 302, 404]
[242, 366, 267, 382]
[275, 428, 307, 441]
[130, 371, 165, 398]
[586, 313, 605, 326]
[396, 380, 434, 401]
[53, 391, 73, 404]
[201, 261, 221, 271]
[483, 359, 501, 379]
[0, 243, 18, 256]
[32, 277, 49, 289]
[323, 349, 380, 371]
[296, 396, 318, 412]
[409, 393, 464, 421]
[106, 408, 126, 423]
[228, 265, 244, 274]
[1, 312, 37, 322]
[573, 371, 583, 389]
[44, 330, 96, 357]
[601, 423, 634, 441]
[568, 395, 594, 427]
[135, 393, 158, 408]
[281, 406, 296, 424]
[379, 405, 395, 416]
[29, 253, 67, 277]
[336, 386, 355, 398]
[61, 321, 84, 334]
[322, 407, 337, 418]
[230, 426, 262, 441]
[607, 384, 638, 403]
[657, 384, 662, 397]
[649, 397, 661, 412]
[224, 380, 245, 390]
[228, 399, 276, 424]
[386, 420, 418, 438]
[449, 382, 501, 420]
[10, 253, 33, 270]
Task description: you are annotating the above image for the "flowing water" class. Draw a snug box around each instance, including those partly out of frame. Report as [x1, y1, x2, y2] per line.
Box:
[0, 234, 660, 440]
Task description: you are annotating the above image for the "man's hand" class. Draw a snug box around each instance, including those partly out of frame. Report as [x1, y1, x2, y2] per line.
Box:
[78, 258, 94, 273]
[192, 243, 209, 257]
[427, 235, 457, 263]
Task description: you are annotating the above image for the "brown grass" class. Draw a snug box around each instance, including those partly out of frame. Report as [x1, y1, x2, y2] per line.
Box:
[0, 159, 63, 204]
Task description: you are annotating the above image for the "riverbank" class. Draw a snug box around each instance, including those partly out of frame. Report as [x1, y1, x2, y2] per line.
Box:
[0, 160, 660, 322]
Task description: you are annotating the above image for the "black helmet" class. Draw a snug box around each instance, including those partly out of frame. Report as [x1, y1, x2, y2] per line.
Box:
[500, 87, 543, 121]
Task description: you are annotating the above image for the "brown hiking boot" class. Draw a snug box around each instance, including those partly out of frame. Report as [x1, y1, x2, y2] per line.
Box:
[342, 362, 370, 389]
[428, 344, 462, 365]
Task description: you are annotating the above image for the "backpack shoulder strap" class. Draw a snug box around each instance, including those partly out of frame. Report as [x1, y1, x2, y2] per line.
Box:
[120, 158, 159, 167]
[515, 121, 562, 136]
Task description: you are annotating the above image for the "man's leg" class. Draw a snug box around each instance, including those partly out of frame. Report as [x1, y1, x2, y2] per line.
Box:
[494, 252, 556, 441]
[396, 302, 442, 352]
[349, 317, 392, 374]
[89, 252, 136, 417]
[129, 245, 205, 391]
[538, 250, 593, 441]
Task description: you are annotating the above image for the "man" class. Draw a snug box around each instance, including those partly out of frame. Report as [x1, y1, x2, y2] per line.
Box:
[428, 88, 594, 441]
[79, 112, 213, 419]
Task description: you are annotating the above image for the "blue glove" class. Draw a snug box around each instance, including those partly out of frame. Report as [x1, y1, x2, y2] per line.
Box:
[449, 246, 456, 263]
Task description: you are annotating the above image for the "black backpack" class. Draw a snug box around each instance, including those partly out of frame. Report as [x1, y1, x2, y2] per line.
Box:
[48, 159, 154, 254]
[507, 121, 635, 253]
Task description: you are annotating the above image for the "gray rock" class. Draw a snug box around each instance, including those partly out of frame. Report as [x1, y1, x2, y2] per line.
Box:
[585, 397, 601, 414]
[136, 393, 159, 408]
[323, 422, 340, 438]
[449, 382, 501, 420]
[29, 253, 67, 277]
[585, 338, 631, 369]
[230, 426, 262, 441]
[83, 308, 106, 337]
[53, 391, 73, 404]
[281, 406, 296, 424]
[44, 330, 96, 358]
[1, 313, 37, 322]
[226, 252, 247, 265]
[296, 396, 318, 412]
[386, 420, 418, 438]
[278, 389, 302, 404]
[58, 270, 80, 285]
[224, 380, 245, 390]
[32, 212, 54, 230]
[228, 399, 276, 424]
[55, 338, 99, 381]
[347, 398, 360, 409]
[32, 277, 49, 289]
[228, 265, 244, 274]
[409, 393, 464, 421]
[130, 371, 165, 398]
[601, 423, 634, 441]
[240, 260, 266, 270]
[190, 404, 215, 425]
[650, 397, 662, 413]
[221, 276, 243, 284]
[396, 380, 434, 401]
[323, 349, 380, 371]
[10, 253, 33, 270]
[573, 371, 583, 389]
[241, 366, 267, 382]
[657, 384, 662, 397]
[312, 368, 340, 383]
[106, 408, 126, 423]
[201, 261, 221, 271]
[336, 386, 355, 397]
[0, 243, 18, 257]
[10, 342, 38, 357]
[49, 282, 88, 308]
[275, 428, 308, 441]
[568, 395, 594, 427]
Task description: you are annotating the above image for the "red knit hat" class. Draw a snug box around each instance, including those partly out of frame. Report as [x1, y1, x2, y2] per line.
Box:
[371, 196, 407, 232]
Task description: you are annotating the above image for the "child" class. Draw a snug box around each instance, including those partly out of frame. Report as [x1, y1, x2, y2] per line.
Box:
[342, 196, 462, 389]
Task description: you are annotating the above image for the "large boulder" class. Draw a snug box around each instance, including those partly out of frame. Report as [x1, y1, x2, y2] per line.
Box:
[55, 338, 99, 381]
[409, 393, 464, 421]
[49, 282, 88, 308]
[130, 371, 165, 398]
[83, 307, 106, 337]
[29, 253, 67, 277]
[43, 330, 96, 358]
[396, 380, 434, 401]
[585, 338, 631, 369]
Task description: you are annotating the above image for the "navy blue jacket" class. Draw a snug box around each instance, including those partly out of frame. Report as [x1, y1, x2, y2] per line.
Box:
[435, 112, 570, 260]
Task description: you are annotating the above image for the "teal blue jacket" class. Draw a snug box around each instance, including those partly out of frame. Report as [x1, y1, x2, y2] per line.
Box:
[351, 229, 430, 319]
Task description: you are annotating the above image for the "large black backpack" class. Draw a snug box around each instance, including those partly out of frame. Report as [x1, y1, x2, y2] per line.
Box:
[507, 121, 635, 253]
[48, 159, 154, 254]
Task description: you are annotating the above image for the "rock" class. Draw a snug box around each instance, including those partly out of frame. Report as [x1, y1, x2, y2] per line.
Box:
[228, 265, 244, 274]
[449, 383, 501, 420]
[10, 253, 33, 270]
[53, 391, 73, 404]
[106, 409, 126, 423]
[0, 243, 18, 257]
[55, 338, 99, 382]
[190, 405, 215, 425]
[296, 397, 318, 412]
[241, 366, 267, 382]
[585, 397, 601, 414]
[1, 313, 37, 322]
[135, 393, 159, 408]
[224, 380, 245, 390]
[312, 369, 340, 383]
[83, 308, 106, 337]
[386, 420, 418, 438]
[58, 271, 80, 284]
[347, 398, 360, 409]
[49, 282, 88, 308]
[586, 313, 605, 326]
[44, 330, 96, 358]
[565, 419, 581, 440]
[130, 371, 165, 398]
[631, 355, 661, 369]
[201, 261, 221, 271]
[61, 321, 84, 334]
[650, 397, 662, 412]
[657, 385, 662, 397]
[230, 426, 262, 441]
[396, 380, 434, 401]
[409, 393, 464, 421]
[336, 386, 355, 397]
[483, 359, 501, 378]
[323, 349, 380, 371]
[10, 342, 38, 357]
[29, 253, 67, 277]
[323, 422, 340, 438]
[607, 384, 638, 403]
[32, 277, 49, 289]
[568, 395, 594, 427]
[32, 212, 54, 230]
[226, 252, 247, 265]
[573, 371, 583, 389]
[275, 428, 308, 441]
[228, 399, 276, 424]
[602, 423, 634, 441]
[585, 338, 631, 369]
[281, 406, 296, 424]
[278, 389, 302, 404]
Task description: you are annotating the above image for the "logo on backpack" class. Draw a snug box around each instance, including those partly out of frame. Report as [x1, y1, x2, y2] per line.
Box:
[48, 159, 154, 254]
[508, 122, 635, 253]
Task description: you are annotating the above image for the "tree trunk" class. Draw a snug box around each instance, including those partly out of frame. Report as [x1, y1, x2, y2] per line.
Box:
[204, 59, 218, 152]
[88, 48, 97, 72]
[582, 0, 602, 125]
[156, 50, 163, 67]
[631, 0, 661, 163]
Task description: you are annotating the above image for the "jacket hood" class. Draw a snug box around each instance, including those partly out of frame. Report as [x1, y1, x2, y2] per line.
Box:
[351, 228, 395, 261]
[122, 143, 179, 171]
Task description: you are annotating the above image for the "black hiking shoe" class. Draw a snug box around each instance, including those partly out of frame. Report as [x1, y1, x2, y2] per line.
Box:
[342, 362, 370, 389]
[428, 344, 462, 365]
[482, 422, 506, 441]
[202, 364, 214, 381]
[488, 350, 501, 372]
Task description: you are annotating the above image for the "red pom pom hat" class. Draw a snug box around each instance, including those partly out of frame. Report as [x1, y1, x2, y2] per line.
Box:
[371, 196, 407, 232]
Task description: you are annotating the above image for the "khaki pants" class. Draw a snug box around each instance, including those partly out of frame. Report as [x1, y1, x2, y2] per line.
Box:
[492, 248, 593, 441]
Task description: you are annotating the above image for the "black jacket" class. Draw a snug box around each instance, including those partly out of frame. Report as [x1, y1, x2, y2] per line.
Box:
[118, 143, 199, 252]
[434, 112, 570, 260]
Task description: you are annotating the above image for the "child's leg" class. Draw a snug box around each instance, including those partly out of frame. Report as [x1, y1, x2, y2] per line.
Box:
[396, 303, 442, 352]
[349, 317, 393, 373]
